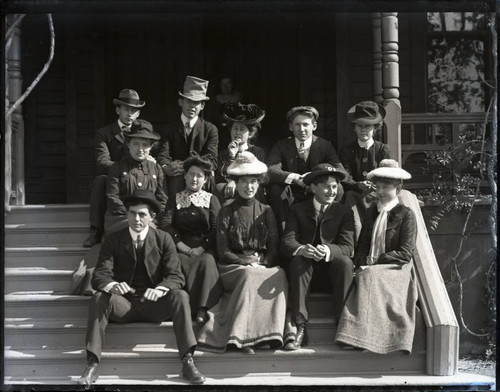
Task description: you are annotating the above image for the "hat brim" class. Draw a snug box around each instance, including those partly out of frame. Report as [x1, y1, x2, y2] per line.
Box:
[303, 168, 347, 185]
[124, 132, 161, 141]
[113, 99, 145, 108]
[122, 195, 162, 214]
[348, 113, 383, 125]
[367, 167, 411, 180]
[178, 92, 210, 101]
[223, 112, 266, 125]
[227, 161, 268, 177]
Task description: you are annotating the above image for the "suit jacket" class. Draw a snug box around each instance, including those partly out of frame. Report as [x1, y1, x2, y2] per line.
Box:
[281, 199, 354, 261]
[354, 203, 417, 267]
[91, 226, 185, 291]
[267, 135, 342, 184]
[95, 121, 130, 175]
[339, 140, 391, 191]
[156, 118, 219, 168]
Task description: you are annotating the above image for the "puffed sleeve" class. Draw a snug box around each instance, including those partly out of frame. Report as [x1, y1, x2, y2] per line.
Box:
[202, 194, 221, 251]
[216, 206, 244, 265]
[377, 208, 417, 264]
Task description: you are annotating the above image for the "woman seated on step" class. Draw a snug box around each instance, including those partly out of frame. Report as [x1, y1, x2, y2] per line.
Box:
[104, 119, 167, 235]
[335, 159, 418, 353]
[214, 103, 266, 205]
[197, 151, 293, 354]
[158, 156, 222, 326]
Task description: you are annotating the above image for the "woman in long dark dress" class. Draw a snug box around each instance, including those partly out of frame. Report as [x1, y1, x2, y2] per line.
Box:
[197, 151, 292, 354]
[335, 159, 418, 353]
[159, 156, 222, 324]
[214, 103, 266, 205]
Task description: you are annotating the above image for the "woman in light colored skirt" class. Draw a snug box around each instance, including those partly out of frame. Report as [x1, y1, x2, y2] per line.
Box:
[197, 151, 292, 354]
[335, 159, 418, 353]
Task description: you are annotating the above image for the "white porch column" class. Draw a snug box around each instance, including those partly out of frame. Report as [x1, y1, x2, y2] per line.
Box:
[6, 14, 25, 205]
[381, 12, 402, 164]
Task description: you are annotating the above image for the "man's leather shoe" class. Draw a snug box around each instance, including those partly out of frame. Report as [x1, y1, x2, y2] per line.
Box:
[78, 362, 99, 386]
[83, 228, 101, 248]
[284, 323, 308, 350]
[182, 353, 205, 384]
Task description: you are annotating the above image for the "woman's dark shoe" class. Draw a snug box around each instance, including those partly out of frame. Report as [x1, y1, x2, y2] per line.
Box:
[242, 346, 256, 355]
[182, 353, 205, 384]
[195, 308, 208, 325]
[284, 323, 308, 350]
[78, 362, 99, 387]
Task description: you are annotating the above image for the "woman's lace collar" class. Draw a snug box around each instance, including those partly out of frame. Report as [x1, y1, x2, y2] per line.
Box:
[176, 190, 211, 209]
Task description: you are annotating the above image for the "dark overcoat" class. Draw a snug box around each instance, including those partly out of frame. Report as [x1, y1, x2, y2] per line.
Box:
[95, 121, 130, 175]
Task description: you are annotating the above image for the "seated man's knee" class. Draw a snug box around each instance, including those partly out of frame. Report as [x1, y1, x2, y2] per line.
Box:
[330, 255, 354, 272]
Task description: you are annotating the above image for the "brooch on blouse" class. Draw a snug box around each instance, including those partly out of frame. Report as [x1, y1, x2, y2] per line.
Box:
[176, 190, 211, 209]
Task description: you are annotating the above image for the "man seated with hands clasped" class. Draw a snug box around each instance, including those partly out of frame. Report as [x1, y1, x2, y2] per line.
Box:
[78, 189, 205, 386]
[281, 164, 355, 350]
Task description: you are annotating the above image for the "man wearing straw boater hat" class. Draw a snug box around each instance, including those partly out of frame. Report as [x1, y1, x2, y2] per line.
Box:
[157, 76, 219, 201]
[83, 89, 146, 248]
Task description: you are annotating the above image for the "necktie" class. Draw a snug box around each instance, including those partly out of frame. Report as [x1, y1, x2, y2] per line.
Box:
[184, 122, 191, 136]
[318, 204, 326, 222]
[134, 235, 144, 250]
[121, 125, 130, 133]
[298, 142, 307, 161]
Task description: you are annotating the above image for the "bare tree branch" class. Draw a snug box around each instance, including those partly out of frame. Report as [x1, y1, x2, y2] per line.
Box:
[5, 14, 25, 40]
[6, 14, 55, 118]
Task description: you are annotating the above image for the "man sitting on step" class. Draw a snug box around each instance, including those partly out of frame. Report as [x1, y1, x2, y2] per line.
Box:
[79, 189, 205, 386]
[280, 164, 355, 350]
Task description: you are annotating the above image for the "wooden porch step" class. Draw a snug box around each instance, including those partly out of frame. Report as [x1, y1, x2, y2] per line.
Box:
[4, 316, 337, 349]
[5, 268, 74, 294]
[5, 223, 89, 247]
[5, 204, 89, 224]
[4, 344, 426, 380]
[5, 247, 87, 269]
[4, 293, 335, 319]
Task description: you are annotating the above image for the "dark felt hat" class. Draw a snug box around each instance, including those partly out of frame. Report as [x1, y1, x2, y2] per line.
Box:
[303, 163, 347, 185]
[113, 89, 145, 108]
[347, 101, 385, 125]
[122, 189, 162, 214]
[223, 103, 266, 126]
[286, 106, 319, 122]
[125, 119, 161, 141]
[178, 75, 210, 101]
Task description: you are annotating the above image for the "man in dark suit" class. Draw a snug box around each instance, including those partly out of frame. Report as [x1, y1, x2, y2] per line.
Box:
[79, 189, 205, 386]
[157, 75, 218, 201]
[83, 89, 145, 247]
[280, 164, 354, 350]
[267, 106, 344, 234]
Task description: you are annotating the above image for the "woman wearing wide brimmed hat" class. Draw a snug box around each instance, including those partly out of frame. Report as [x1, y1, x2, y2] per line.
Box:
[335, 159, 420, 354]
[104, 119, 166, 235]
[214, 103, 267, 205]
[197, 152, 293, 354]
[158, 156, 222, 325]
[339, 101, 392, 243]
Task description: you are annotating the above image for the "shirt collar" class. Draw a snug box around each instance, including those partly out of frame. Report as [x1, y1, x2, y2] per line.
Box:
[181, 114, 198, 129]
[358, 138, 374, 150]
[117, 119, 129, 131]
[313, 197, 330, 213]
[377, 197, 399, 212]
[295, 136, 313, 150]
[129, 225, 149, 241]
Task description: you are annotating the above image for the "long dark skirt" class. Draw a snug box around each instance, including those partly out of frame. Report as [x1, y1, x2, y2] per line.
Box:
[335, 263, 418, 354]
[178, 251, 222, 313]
[197, 264, 292, 353]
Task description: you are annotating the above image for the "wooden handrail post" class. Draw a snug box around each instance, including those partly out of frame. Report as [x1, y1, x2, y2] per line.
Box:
[372, 13, 383, 105]
[381, 12, 402, 164]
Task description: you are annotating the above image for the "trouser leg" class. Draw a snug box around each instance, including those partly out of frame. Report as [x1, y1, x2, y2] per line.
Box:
[328, 255, 354, 323]
[88, 175, 107, 231]
[287, 255, 314, 324]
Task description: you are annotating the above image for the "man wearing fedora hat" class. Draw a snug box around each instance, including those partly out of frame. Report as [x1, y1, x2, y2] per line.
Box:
[267, 106, 344, 234]
[281, 163, 354, 350]
[83, 89, 146, 247]
[79, 189, 206, 386]
[339, 101, 391, 242]
[157, 75, 219, 201]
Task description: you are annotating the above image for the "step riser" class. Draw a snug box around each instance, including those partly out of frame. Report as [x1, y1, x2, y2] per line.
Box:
[5, 252, 86, 269]
[5, 278, 73, 295]
[5, 230, 88, 247]
[5, 211, 89, 225]
[4, 354, 426, 379]
[5, 299, 334, 319]
[5, 324, 337, 349]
